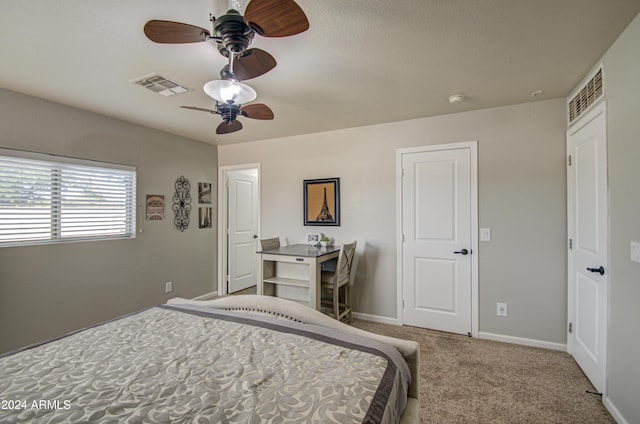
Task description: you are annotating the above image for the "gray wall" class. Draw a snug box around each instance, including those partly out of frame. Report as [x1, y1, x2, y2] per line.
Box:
[219, 98, 568, 344]
[0, 88, 217, 354]
[600, 13, 640, 423]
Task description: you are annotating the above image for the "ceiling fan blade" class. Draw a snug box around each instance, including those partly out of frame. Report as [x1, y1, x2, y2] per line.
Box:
[241, 103, 274, 120]
[244, 0, 309, 37]
[144, 20, 210, 44]
[217, 120, 243, 134]
[233, 48, 277, 81]
[180, 106, 217, 114]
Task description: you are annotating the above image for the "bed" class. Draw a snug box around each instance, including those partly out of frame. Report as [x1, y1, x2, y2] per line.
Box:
[0, 295, 419, 423]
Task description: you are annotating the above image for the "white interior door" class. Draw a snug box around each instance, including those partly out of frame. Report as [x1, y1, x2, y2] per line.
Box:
[400, 144, 474, 335]
[567, 102, 608, 394]
[228, 170, 258, 293]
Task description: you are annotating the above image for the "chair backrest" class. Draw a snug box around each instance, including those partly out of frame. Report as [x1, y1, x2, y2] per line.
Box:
[260, 237, 280, 251]
[335, 241, 357, 284]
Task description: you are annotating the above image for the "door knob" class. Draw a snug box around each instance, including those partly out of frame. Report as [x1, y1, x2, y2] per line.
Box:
[586, 266, 605, 275]
[253, 235, 258, 239]
[454, 248, 469, 255]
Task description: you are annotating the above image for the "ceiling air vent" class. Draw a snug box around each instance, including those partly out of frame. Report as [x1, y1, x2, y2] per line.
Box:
[568, 67, 603, 124]
[132, 74, 191, 97]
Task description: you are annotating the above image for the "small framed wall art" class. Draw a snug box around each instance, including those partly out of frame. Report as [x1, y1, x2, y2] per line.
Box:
[199, 207, 212, 228]
[145, 194, 165, 221]
[198, 182, 212, 204]
[303, 177, 340, 226]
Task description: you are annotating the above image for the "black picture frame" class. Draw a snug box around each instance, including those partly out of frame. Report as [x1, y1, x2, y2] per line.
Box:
[304, 177, 340, 226]
[198, 182, 212, 204]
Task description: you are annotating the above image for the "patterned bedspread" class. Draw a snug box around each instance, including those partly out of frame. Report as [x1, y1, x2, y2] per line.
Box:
[0, 305, 410, 423]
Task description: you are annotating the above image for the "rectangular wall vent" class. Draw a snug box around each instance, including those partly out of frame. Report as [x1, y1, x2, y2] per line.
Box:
[132, 74, 191, 97]
[568, 67, 603, 124]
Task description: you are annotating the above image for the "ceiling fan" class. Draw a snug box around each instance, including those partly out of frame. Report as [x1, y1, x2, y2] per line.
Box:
[144, 0, 308, 134]
[181, 103, 274, 135]
[144, 0, 309, 81]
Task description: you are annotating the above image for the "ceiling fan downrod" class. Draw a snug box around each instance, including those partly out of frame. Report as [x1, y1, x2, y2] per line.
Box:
[219, 51, 237, 80]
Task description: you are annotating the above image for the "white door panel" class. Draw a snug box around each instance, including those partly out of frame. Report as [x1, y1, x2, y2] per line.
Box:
[414, 160, 456, 241]
[576, 272, 599, 361]
[234, 179, 254, 230]
[567, 102, 607, 394]
[414, 257, 456, 313]
[401, 146, 473, 335]
[576, 139, 599, 253]
[228, 171, 258, 293]
[233, 242, 255, 280]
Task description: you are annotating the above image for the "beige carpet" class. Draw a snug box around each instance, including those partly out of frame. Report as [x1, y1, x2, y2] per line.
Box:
[350, 320, 614, 424]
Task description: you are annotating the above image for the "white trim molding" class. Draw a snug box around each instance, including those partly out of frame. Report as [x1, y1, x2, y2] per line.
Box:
[604, 397, 629, 424]
[479, 331, 567, 352]
[352, 311, 399, 326]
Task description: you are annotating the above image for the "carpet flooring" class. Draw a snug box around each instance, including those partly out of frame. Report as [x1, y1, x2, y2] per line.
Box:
[350, 320, 615, 424]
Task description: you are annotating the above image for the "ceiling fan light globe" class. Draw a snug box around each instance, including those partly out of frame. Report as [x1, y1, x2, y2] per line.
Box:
[204, 79, 256, 105]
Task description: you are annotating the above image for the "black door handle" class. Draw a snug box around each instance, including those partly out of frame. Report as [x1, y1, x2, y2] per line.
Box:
[586, 266, 605, 275]
[454, 249, 469, 255]
[253, 235, 258, 239]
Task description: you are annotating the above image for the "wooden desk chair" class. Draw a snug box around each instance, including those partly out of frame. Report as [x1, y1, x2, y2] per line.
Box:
[321, 241, 357, 322]
[260, 237, 280, 250]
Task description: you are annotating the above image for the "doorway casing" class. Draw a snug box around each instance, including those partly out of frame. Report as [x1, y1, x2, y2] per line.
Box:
[396, 142, 479, 337]
[218, 163, 261, 296]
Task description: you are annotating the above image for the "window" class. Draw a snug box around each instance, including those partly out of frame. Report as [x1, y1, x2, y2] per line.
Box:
[0, 148, 136, 247]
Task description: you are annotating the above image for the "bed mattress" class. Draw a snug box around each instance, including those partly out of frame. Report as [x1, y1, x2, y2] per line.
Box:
[0, 305, 411, 423]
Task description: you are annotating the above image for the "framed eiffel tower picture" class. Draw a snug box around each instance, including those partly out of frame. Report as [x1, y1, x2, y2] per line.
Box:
[303, 177, 340, 226]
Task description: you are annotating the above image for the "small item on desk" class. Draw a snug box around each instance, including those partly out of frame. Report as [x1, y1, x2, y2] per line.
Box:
[320, 235, 331, 247]
[306, 233, 321, 246]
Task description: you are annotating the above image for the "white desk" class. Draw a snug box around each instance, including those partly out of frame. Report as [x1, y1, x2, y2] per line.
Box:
[257, 244, 340, 310]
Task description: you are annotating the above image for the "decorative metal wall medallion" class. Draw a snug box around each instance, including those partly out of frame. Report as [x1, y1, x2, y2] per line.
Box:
[172, 176, 191, 231]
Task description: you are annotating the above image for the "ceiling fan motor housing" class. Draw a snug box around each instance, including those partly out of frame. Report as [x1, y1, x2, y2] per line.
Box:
[213, 9, 254, 55]
[217, 103, 241, 124]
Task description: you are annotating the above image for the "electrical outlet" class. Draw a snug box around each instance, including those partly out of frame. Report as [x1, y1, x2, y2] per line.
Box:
[497, 302, 508, 317]
[165, 281, 173, 293]
[631, 241, 640, 263]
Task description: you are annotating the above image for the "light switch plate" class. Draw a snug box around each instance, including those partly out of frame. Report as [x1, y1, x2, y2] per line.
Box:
[480, 228, 491, 242]
[631, 241, 640, 263]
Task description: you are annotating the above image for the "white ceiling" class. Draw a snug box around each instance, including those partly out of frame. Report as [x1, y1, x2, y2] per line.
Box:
[1, 1, 639, 145]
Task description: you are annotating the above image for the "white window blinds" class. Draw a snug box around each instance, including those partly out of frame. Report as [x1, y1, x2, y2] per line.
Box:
[0, 149, 136, 247]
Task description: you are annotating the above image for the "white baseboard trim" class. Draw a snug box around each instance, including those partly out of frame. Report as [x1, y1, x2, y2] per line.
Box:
[352, 311, 400, 326]
[193, 291, 218, 300]
[604, 396, 628, 424]
[479, 331, 566, 351]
